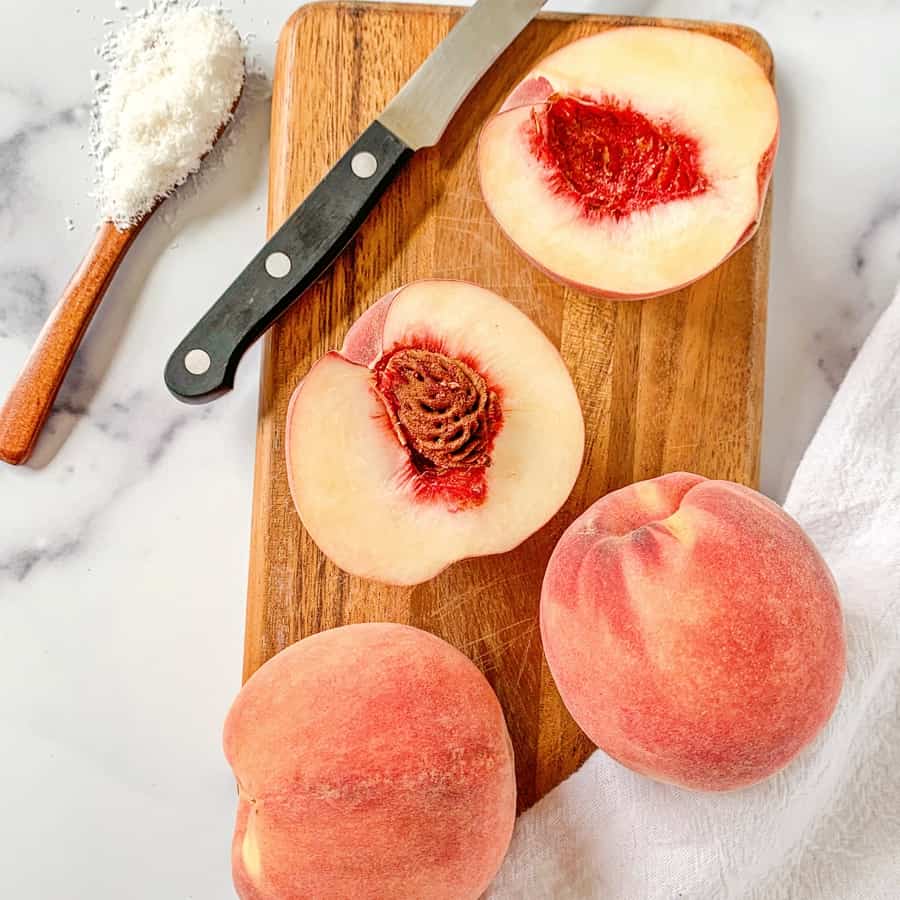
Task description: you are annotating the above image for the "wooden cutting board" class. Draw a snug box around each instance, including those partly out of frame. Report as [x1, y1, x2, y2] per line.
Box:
[246, 1, 772, 812]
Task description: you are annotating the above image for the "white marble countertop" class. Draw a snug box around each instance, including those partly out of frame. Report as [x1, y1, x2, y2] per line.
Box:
[2, 1, 898, 897]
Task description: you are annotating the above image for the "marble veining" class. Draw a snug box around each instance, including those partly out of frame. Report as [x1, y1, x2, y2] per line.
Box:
[0, 98, 89, 220]
[0, 532, 83, 582]
[852, 197, 900, 276]
[1, 1, 899, 898]
[0, 391, 215, 575]
[0, 268, 49, 337]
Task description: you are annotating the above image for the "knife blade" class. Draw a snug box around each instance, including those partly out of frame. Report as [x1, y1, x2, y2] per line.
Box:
[165, 0, 547, 404]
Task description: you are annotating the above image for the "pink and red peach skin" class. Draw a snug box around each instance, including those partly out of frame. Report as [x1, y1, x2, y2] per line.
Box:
[224, 623, 516, 900]
[541, 473, 845, 790]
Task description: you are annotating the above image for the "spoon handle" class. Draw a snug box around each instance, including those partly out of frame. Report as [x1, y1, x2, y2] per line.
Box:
[0, 221, 139, 465]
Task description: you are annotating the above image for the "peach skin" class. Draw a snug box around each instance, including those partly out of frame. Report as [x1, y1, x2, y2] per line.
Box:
[223, 623, 516, 899]
[541, 473, 845, 791]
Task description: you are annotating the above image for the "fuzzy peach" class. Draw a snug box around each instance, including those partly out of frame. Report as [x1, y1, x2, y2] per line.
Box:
[541, 473, 845, 790]
[223, 623, 516, 900]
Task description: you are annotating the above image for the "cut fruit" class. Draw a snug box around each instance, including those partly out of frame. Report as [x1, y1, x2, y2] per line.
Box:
[286, 280, 585, 586]
[478, 26, 779, 299]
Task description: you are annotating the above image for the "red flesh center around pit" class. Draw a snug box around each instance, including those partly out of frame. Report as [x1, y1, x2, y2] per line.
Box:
[530, 93, 710, 220]
[372, 346, 502, 510]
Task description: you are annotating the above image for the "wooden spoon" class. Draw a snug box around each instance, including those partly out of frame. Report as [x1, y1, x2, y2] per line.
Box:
[0, 84, 244, 466]
[0, 220, 146, 465]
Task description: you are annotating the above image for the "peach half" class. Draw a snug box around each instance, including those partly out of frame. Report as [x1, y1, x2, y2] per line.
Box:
[224, 623, 517, 900]
[478, 27, 780, 298]
[541, 473, 845, 791]
[286, 280, 585, 586]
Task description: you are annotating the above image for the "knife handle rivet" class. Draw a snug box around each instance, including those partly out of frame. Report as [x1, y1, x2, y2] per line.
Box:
[351, 151, 378, 179]
[184, 349, 211, 376]
[265, 251, 292, 278]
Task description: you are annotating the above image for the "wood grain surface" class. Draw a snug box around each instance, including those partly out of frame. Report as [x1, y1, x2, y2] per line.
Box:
[246, 1, 773, 812]
[0, 222, 140, 466]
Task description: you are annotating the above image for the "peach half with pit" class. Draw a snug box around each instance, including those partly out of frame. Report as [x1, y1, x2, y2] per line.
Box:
[224, 623, 517, 900]
[285, 280, 585, 586]
[478, 27, 780, 299]
[541, 473, 845, 791]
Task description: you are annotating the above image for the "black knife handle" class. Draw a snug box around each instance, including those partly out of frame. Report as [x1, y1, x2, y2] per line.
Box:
[164, 121, 413, 403]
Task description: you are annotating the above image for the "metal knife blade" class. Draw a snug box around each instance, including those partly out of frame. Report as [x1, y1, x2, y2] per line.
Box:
[165, 0, 546, 404]
[379, 0, 548, 150]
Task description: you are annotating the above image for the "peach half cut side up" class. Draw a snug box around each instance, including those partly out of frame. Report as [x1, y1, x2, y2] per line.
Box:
[478, 26, 780, 299]
[285, 280, 585, 586]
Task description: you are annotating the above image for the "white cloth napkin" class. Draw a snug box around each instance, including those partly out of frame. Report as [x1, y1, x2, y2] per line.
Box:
[488, 288, 900, 900]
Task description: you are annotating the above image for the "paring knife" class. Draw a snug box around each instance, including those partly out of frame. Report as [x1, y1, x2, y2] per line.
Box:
[165, 0, 547, 404]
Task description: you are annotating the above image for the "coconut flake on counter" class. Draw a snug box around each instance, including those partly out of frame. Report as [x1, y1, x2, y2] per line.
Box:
[91, 1, 245, 229]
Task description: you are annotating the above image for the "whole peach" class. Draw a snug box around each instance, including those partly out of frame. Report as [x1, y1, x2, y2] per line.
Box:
[541, 473, 845, 790]
[223, 623, 516, 899]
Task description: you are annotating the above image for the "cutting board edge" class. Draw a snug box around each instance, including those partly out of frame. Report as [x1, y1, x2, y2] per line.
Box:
[274, 1, 774, 73]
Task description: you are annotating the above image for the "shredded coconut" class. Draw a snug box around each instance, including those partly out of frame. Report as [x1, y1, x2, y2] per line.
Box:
[91, 1, 245, 228]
